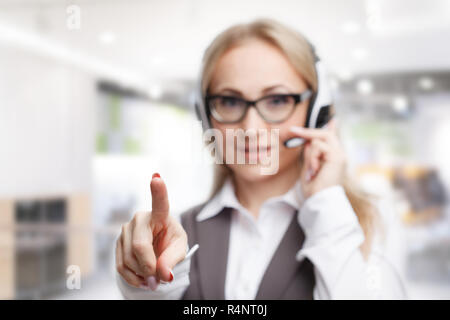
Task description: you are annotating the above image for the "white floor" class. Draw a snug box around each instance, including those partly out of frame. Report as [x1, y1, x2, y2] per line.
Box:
[49, 271, 450, 300]
[406, 281, 450, 300]
[49, 272, 123, 300]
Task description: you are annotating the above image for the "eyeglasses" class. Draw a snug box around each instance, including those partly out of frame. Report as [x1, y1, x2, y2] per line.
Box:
[205, 89, 312, 124]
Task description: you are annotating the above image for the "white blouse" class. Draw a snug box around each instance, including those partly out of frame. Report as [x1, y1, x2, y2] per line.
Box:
[117, 179, 407, 299]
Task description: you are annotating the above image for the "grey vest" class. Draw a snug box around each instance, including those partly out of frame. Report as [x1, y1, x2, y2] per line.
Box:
[180, 203, 315, 300]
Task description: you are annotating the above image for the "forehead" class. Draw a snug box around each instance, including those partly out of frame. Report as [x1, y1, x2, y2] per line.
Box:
[209, 39, 306, 93]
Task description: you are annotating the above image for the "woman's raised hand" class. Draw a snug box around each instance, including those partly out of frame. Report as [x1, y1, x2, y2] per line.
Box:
[115, 173, 188, 289]
[289, 119, 347, 199]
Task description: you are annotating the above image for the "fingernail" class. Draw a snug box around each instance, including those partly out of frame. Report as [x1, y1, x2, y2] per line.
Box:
[152, 173, 161, 179]
[160, 269, 174, 284]
[146, 276, 159, 291]
[139, 284, 150, 290]
[305, 168, 313, 182]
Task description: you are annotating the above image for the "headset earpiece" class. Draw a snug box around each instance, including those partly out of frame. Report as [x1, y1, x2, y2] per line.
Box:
[302, 40, 333, 129]
[304, 90, 317, 128]
[315, 105, 331, 128]
[194, 102, 201, 121]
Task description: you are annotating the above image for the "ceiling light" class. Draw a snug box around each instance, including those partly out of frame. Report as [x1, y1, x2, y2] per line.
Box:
[99, 32, 116, 45]
[336, 69, 354, 81]
[392, 95, 408, 113]
[418, 77, 434, 90]
[356, 79, 374, 95]
[342, 21, 361, 35]
[148, 85, 162, 100]
[352, 48, 368, 61]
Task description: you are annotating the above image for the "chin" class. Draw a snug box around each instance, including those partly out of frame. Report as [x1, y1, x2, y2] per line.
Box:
[229, 163, 279, 182]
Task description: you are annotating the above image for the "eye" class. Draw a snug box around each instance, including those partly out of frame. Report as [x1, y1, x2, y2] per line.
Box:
[266, 95, 290, 107]
[219, 96, 241, 108]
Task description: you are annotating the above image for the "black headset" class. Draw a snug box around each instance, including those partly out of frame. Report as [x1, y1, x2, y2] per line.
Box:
[194, 40, 333, 132]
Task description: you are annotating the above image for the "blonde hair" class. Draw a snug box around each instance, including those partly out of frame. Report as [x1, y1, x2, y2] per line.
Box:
[199, 18, 381, 258]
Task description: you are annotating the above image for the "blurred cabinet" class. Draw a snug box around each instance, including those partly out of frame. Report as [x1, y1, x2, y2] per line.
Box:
[0, 200, 14, 300]
[67, 194, 93, 278]
[357, 164, 447, 224]
[0, 194, 92, 299]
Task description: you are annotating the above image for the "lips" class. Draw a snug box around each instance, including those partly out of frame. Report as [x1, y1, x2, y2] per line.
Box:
[238, 146, 271, 153]
[236, 146, 272, 164]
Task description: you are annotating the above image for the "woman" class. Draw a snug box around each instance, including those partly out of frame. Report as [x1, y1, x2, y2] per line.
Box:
[115, 18, 406, 299]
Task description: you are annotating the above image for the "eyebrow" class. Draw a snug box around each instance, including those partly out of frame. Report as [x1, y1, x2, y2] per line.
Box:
[215, 84, 291, 96]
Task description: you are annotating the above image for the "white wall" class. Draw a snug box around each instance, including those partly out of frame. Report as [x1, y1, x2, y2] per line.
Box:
[0, 45, 95, 197]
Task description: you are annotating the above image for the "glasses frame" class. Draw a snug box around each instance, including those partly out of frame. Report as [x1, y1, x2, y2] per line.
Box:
[205, 89, 313, 124]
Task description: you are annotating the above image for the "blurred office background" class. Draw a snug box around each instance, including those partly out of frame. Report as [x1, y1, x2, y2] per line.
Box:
[0, 0, 449, 299]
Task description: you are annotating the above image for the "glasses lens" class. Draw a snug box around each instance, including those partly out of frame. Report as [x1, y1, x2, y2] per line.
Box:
[257, 95, 296, 122]
[209, 96, 246, 122]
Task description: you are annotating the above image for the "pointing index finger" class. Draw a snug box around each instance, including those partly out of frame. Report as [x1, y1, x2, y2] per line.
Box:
[150, 173, 170, 221]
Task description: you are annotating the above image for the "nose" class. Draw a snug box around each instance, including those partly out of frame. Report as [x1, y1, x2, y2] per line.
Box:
[240, 106, 267, 131]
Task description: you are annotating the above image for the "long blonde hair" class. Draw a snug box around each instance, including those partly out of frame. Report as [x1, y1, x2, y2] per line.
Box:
[199, 18, 381, 258]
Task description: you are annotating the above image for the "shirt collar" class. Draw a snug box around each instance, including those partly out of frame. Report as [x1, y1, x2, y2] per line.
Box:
[196, 177, 303, 222]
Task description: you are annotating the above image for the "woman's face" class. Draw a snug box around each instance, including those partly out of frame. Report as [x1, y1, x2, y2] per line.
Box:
[208, 39, 310, 182]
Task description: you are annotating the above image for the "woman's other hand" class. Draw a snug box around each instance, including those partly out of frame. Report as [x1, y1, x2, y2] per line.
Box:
[289, 118, 347, 199]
